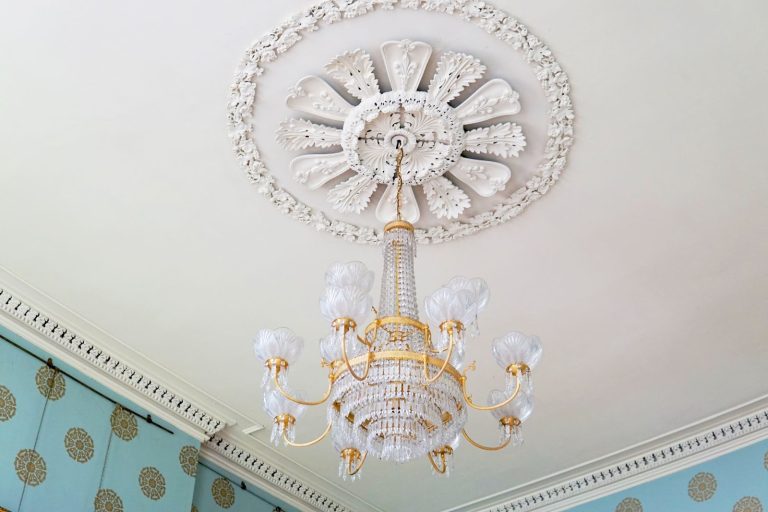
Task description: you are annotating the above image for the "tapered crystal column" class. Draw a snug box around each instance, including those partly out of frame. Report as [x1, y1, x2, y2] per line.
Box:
[378, 220, 418, 319]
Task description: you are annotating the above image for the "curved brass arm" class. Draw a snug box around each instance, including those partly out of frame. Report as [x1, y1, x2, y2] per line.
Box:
[461, 365, 522, 411]
[274, 369, 334, 406]
[423, 325, 456, 384]
[348, 450, 367, 476]
[461, 428, 512, 451]
[283, 421, 332, 447]
[427, 451, 446, 474]
[341, 325, 371, 381]
[427, 446, 453, 475]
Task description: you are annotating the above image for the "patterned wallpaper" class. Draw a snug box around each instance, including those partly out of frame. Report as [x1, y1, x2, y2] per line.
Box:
[566, 438, 768, 512]
[0, 324, 288, 512]
[0, 328, 201, 511]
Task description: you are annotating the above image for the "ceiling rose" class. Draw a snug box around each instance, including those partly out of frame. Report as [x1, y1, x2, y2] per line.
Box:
[278, 41, 527, 223]
[229, 0, 574, 243]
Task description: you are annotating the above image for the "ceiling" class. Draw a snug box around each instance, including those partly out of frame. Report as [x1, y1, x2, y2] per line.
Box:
[2, 1, 767, 511]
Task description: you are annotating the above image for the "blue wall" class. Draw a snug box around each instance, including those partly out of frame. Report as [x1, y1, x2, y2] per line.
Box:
[567, 439, 768, 511]
[0, 325, 285, 512]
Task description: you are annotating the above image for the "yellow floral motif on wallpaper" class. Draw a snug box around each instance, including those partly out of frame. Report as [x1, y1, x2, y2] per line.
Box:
[179, 445, 199, 477]
[0, 385, 16, 421]
[615, 497, 642, 512]
[688, 472, 717, 502]
[110, 404, 138, 441]
[94, 488, 124, 512]
[191, 506, 199, 512]
[211, 476, 236, 508]
[14, 448, 47, 486]
[35, 365, 66, 400]
[64, 427, 95, 463]
[139, 466, 166, 500]
[733, 496, 764, 512]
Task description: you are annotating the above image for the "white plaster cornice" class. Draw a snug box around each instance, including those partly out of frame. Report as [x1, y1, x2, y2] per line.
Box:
[0, 281, 227, 439]
[450, 397, 768, 512]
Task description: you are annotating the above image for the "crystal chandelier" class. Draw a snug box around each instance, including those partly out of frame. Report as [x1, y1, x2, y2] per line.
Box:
[253, 148, 542, 479]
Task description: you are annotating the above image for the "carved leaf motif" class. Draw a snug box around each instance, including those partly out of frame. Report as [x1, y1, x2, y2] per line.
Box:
[376, 184, 420, 223]
[380, 40, 432, 92]
[286, 76, 353, 122]
[422, 177, 471, 219]
[328, 174, 378, 213]
[455, 79, 521, 124]
[448, 157, 511, 197]
[290, 152, 350, 190]
[358, 143, 392, 182]
[427, 51, 486, 104]
[276, 118, 342, 150]
[464, 122, 526, 157]
[325, 49, 380, 100]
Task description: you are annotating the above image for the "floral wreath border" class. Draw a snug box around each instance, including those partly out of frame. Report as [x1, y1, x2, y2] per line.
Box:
[228, 0, 574, 244]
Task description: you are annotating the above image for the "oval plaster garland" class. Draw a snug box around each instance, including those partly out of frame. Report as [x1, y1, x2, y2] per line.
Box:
[228, 0, 574, 244]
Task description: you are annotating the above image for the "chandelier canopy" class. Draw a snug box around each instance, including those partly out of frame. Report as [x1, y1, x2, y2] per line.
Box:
[253, 149, 542, 479]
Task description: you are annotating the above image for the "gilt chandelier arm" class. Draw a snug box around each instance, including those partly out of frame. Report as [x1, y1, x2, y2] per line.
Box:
[423, 321, 460, 384]
[273, 369, 335, 407]
[461, 364, 523, 412]
[283, 421, 333, 448]
[461, 427, 512, 452]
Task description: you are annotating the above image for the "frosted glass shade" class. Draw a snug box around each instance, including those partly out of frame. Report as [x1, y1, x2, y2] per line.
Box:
[446, 276, 489, 313]
[424, 287, 475, 326]
[252, 327, 304, 364]
[488, 388, 534, 422]
[263, 388, 305, 420]
[324, 261, 374, 293]
[319, 287, 372, 324]
[491, 331, 543, 370]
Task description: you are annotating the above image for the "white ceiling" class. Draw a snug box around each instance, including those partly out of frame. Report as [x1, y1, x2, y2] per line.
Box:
[2, 1, 768, 511]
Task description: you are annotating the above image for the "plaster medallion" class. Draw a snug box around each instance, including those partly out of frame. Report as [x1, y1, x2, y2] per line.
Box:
[278, 42, 525, 223]
[229, 0, 574, 244]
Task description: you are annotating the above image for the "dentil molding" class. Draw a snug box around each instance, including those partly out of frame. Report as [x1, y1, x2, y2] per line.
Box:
[0, 286, 227, 436]
[460, 400, 768, 512]
[228, 0, 574, 244]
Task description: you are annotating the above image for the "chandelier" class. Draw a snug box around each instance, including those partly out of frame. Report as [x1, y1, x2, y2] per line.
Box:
[252, 148, 542, 479]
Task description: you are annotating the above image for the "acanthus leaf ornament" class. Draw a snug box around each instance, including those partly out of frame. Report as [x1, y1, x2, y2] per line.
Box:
[280, 40, 523, 224]
[229, 0, 575, 244]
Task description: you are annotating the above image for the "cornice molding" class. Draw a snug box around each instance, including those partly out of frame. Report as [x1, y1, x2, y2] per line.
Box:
[205, 435, 352, 512]
[460, 400, 768, 512]
[0, 286, 227, 436]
